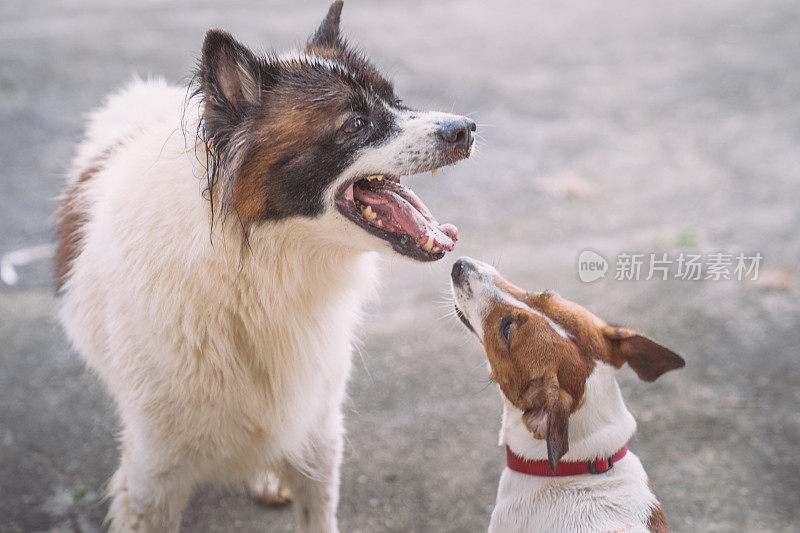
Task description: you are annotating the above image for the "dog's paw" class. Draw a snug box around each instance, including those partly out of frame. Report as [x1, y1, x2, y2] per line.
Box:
[249, 471, 292, 506]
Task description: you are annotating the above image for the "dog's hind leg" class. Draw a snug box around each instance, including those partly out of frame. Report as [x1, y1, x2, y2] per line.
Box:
[106, 443, 195, 533]
[281, 421, 344, 533]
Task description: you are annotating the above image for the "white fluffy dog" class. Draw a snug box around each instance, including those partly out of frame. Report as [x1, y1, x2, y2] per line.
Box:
[55, 2, 474, 531]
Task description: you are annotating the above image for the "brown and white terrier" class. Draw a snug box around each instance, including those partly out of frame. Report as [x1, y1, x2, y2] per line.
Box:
[450, 257, 685, 533]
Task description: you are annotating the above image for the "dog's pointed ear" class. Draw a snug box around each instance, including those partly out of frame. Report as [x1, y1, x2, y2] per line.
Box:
[603, 326, 685, 382]
[201, 30, 261, 112]
[523, 374, 573, 473]
[310, 1, 344, 48]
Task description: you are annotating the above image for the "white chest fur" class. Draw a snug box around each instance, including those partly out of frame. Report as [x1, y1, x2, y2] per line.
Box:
[490, 364, 659, 533]
[489, 453, 656, 533]
[57, 78, 378, 481]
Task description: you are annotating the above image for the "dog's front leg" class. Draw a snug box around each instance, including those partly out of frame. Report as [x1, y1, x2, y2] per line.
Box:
[281, 417, 344, 533]
[107, 443, 194, 533]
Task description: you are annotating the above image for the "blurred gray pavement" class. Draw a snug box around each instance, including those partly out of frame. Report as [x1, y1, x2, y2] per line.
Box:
[2, 0, 799, 531]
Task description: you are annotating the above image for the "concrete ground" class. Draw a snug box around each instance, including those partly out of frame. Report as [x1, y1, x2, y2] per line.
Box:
[1, 0, 799, 531]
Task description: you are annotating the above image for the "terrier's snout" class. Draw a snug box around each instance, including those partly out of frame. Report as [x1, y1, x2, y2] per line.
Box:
[439, 118, 476, 154]
[451, 256, 474, 286]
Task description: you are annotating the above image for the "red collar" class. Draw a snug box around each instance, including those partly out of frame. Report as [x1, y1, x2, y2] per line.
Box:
[506, 444, 628, 477]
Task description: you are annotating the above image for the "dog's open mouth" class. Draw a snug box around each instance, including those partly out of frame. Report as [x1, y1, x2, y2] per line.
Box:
[336, 171, 458, 261]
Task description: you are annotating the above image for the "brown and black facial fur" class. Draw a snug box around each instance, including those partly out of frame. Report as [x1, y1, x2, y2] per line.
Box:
[193, 1, 403, 225]
[451, 257, 685, 471]
[305, 2, 397, 106]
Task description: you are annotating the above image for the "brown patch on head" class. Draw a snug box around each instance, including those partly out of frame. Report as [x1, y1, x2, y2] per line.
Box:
[503, 283, 685, 380]
[647, 504, 668, 533]
[231, 75, 358, 221]
[196, 8, 401, 226]
[483, 303, 590, 470]
[484, 303, 592, 413]
[54, 147, 116, 293]
[479, 272, 684, 470]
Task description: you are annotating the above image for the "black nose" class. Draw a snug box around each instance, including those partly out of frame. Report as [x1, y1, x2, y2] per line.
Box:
[439, 118, 476, 152]
[451, 257, 472, 284]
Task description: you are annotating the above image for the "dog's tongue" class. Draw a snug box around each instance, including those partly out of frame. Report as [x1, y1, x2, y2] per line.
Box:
[354, 181, 458, 251]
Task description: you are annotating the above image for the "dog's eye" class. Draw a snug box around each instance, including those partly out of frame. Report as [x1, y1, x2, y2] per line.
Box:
[500, 318, 513, 345]
[343, 117, 367, 134]
[395, 98, 403, 106]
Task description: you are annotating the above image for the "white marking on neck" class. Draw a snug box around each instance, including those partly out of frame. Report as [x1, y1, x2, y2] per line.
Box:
[490, 363, 656, 533]
[500, 362, 636, 461]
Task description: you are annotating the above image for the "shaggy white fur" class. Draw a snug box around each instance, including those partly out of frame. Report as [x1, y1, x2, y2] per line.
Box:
[58, 78, 379, 532]
[490, 363, 659, 533]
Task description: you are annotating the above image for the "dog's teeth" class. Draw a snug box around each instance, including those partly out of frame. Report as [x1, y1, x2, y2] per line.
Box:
[361, 205, 377, 221]
[365, 175, 383, 181]
[431, 169, 438, 179]
[422, 235, 434, 252]
[431, 246, 441, 253]
[374, 219, 383, 228]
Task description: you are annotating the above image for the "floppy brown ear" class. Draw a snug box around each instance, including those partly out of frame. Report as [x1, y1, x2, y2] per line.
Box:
[310, 1, 344, 47]
[523, 374, 573, 473]
[603, 326, 685, 382]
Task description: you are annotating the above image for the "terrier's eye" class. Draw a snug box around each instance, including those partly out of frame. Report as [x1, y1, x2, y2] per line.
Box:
[500, 318, 513, 345]
[343, 117, 367, 134]
[395, 98, 403, 106]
